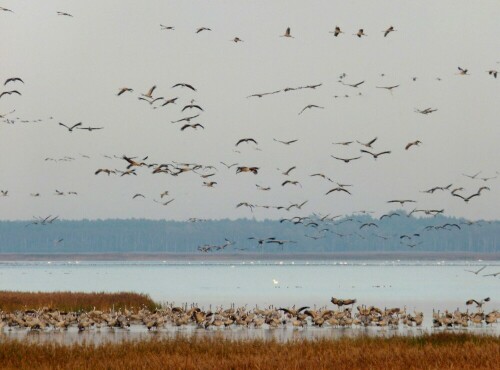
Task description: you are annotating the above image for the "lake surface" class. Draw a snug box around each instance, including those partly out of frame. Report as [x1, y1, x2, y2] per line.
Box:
[0, 259, 498, 340]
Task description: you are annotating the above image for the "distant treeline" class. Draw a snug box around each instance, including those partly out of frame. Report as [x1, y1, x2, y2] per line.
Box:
[0, 212, 498, 254]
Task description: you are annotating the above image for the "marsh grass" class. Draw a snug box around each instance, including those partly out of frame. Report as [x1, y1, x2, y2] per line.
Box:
[0, 333, 498, 370]
[0, 291, 157, 312]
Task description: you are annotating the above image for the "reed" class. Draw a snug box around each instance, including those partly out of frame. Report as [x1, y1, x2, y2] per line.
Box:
[0, 291, 157, 312]
[0, 333, 498, 370]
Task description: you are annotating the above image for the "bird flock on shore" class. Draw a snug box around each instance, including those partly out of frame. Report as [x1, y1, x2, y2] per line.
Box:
[0, 296, 497, 332]
[0, 4, 499, 255]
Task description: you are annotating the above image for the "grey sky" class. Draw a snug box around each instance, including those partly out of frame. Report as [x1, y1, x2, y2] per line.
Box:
[0, 0, 499, 221]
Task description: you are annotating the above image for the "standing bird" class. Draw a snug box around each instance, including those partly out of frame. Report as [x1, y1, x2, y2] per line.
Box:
[383, 26, 396, 37]
[281, 27, 294, 38]
[330, 26, 343, 37]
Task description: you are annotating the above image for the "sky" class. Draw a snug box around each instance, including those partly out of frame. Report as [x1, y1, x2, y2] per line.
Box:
[0, 0, 499, 221]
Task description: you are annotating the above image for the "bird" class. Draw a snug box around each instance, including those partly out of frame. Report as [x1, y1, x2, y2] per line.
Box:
[142, 86, 156, 98]
[77, 126, 104, 131]
[357, 137, 377, 148]
[465, 297, 490, 307]
[160, 25, 175, 30]
[0, 7, 14, 12]
[331, 155, 361, 163]
[182, 104, 203, 112]
[203, 181, 217, 187]
[0, 90, 22, 99]
[117, 87, 133, 96]
[281, 27, 294, 38]
[4, 77, 24, 86]
[95, 169, 116, 176]
[354, 29, 366, 37]
[154, 198, 175, 206]
[59, 122, 82, 132]
[255, 184, 271, 191]
[340, 80, 365, 88]
[360, 149, 391, 159]
[298, 105, 324, 115]
[415, 107, 438, 115]
[231, 37, 243, 43]
[57, 11, 73, 17]
[330, 26, 343, 37]
[463, 171, 481, 179]
[138, 96, 164, 105]
[452, 187, 490, 202]
[180, 123, 204, 131]
[405, 140, 422, 150]
[457, 66, 469, 75]
[487, 70, 498, 78]
[161, 97, 179, 106]
[376, 85, 400, 92]
[171, 114, 200, 123]
[236, 166, 259, 174]
[196, 27, 211, 33]
[280, 166, 296, 176]
[172, 83, 196, 91]
[483, 271, 500, 277]
[273, 138, 298, 145]
[387, 199, 416, 205]
[332, 141, 353, 146]
[0, 190, 8, 197]
[235, 138, 258, 146]
[220, 162, 238, 169]
[132, 194, 145, 199]
[360, 223, 378, 229]
[383, 26, 396, 37]
[282, 180, 300, 187]
[326, 187, 351, 195]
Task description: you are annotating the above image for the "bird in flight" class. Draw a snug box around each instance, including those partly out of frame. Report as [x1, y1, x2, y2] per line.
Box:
[340, 80, 365, 88]
[95, 169, 115, 176]
[273, 138, 298, 145]
[0, 6, 14, 12]
[415, 107, 437, 115]
[172, 83, 197, 91]
[180, 123, 204, 131]
[236, 138, 258, 146]
[142, 85, 156, 98]
[59, 122, 82, 132]
[160, 25, 174, 30]
[171, 114, 200, 123]
[463, 171, 481, 179]
[154, 198, 175, 206]
[77, 126, 104, 131]
[360, 149, 391, 159]
[376, 85, 400, 92]
[280, 166, 296, 176]
[354, 29, 366, 37]
[405, 140, 422, 150]
[331, 155, 361, 163]
[196, 27, 211, 33]
[332, 141, 353, 146]
[4, 77, 24, 86]
[220, 162, 238, 169]
[231, 37, 243, 43]
[282, 180, 301, 187]
[387, 199, 416, 205]
[452, 187, 490, 202]
[298, 105, 324, 115]
[326, 187, 351, 195]
[57, 11, 73, 17]
[457, 66, 469, 75]
[383, 26, 396, 37]
[117, 87, 133, 96]
[0, 90, 21, 99]
[132, 194, 145, 199]
[281, 27, 294, 38]
[236, 166, 259, 174]
[487, 70, 498, 78]
[357, 137, 377, 148]
[330, 26, 343, 37]
[182, 103, 203, 112]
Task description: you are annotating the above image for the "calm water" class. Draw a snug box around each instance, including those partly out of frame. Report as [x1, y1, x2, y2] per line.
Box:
[0, 259, 498, 341]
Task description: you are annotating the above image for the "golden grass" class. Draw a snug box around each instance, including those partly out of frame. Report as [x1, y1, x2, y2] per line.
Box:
[0, 333, 498, 370]
[0, 291, 157, 312]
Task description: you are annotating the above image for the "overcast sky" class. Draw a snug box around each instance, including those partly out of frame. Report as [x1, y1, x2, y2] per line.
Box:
[0, 0, 499, 221]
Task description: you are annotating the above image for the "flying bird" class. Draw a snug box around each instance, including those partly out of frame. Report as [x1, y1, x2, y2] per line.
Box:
[220, 162, 238, 169]
[117, 87, 133, 96]
[196, 27, 211, 33]
[457, 66, 469, 75]
[182, 104, 203, 112]
[231, 37, 243, 43]
[160, 25, 175, 30]
[354, 29, 366, 37]
[142, 85, 156, 98]
[330, 26, 343, 37]
[331, 155, 361, 163]
[487, 70, 498, 78]
[236, 166, 259, 174]
[340, 80, 365, 88]
[383, 26, 396, 37]
[281, 27, 294, 38]
[4, 77, 24, 86]
[58, 122, 82, 132]
[415, 107, 438, 115]
[360, 149, 391, 159]
[154, 198, 175, 206]
[298, 105, 324, 115]
[357, 137, 377, 148]
[0, 7, 14, 12]
[376, 85, 400, 92]
[132, 194, 145, 199]
[236, 138, 258, 146]
[405, 140, 422, 150]
[180, 123, 204, 131]
[326, 187, 351, 195]
[273, 138, 298, 145]
[57, 11, 73, 17]
[0, 90, 21, 99]
[172, 83, 196, 91]
[387, 199, 416, 205]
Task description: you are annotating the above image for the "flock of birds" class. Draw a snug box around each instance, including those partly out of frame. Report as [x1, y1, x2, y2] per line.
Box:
[0, 6, 499, 259]
[0, 296, 497, 332]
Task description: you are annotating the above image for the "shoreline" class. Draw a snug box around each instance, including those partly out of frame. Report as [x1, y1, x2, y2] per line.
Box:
[0, 251, 498, 261]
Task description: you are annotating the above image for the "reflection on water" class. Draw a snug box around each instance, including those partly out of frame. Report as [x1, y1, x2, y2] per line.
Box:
[1, 324, 498, 345]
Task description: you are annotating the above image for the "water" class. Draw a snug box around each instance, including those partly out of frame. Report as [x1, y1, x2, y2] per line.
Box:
[0, 259, 498, 341]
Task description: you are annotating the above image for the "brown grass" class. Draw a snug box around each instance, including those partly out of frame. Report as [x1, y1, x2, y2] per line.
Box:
[0, 333, 498, 370]
[0, 291, 157, 312]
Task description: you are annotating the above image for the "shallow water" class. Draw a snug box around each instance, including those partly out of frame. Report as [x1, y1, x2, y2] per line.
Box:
[0, 259, 498, 342]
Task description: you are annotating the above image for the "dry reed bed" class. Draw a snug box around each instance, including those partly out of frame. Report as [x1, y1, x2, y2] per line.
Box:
[0, 333, 498, 370]
[0, 291, 157, 312]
